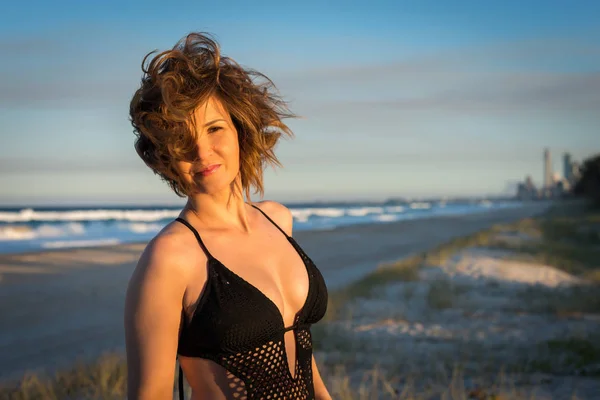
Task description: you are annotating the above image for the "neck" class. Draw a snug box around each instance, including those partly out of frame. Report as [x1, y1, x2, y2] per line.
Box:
[181, 184, 254, 235]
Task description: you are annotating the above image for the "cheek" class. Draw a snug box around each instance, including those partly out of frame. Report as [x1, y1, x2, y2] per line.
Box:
[174, 161, 192, 181]
[221, 134, 240, 163]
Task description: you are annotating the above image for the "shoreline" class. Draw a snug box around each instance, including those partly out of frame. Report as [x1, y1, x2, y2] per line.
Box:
[0, 200, 541, 257]
[0, 203, 549, 383]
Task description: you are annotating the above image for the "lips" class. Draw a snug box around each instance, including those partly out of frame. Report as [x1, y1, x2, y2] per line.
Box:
[200, 164, 220, 172]
[196, 164, 221, 176]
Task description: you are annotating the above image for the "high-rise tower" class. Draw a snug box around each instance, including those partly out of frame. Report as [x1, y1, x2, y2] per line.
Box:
[563, 152, 572, 182]
[544, 148, 552, 188]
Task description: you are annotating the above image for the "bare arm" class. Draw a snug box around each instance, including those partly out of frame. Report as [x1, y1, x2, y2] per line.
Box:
[124, 236, 190, 399]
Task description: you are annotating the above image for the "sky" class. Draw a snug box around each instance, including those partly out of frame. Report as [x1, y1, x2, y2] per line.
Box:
[0, 0, 599, 205]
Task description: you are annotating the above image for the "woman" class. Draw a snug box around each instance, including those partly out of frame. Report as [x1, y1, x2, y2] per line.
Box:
[124, 32, 331, 400]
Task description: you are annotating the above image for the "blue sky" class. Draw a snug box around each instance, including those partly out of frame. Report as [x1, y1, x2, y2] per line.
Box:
[1, 0, 598, 205]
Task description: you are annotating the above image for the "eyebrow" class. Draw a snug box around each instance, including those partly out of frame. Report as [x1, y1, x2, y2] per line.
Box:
[203, 119, 226, 127]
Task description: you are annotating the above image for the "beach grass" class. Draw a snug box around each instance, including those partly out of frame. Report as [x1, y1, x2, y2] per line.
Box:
[495, 201, 600, 275]
[1, 355, 589, 400]
[522, 337, 600, 377]
[0, 353, 128, 400]
[324, 228, 503, 321]
[327, 199, 600, 321]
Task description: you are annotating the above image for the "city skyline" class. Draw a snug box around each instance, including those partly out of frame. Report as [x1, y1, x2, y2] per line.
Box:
[516, 147, 584, 200]
[1, 1, 599, 205]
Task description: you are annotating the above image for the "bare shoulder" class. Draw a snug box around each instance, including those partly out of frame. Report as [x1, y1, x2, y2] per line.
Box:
[254, 200, 294, 236]
[128, 223, 207, 293]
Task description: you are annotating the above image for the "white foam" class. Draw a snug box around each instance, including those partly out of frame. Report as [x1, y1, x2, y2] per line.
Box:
[347, 207, 385, 217]
[123, 222, 163, 234]
[479, 200, 493, 207]
[374, 214, 398, 222]
[291, 207, 346, 222]
[384, 205, 405, 213]
[0, 223, 85, 241]
[409, 202, 432, 209]
[0, 225, 36, 240]
[41, 238, 121, 249]
[292, 205, 404, 222]
[0, 208, 180, 223]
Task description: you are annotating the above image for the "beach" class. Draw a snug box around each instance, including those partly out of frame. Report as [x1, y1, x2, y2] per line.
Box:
[316, 200, 600, 399]
[0, 203, 550, 385]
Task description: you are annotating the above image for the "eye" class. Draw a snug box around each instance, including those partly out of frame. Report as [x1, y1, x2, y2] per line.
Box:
[207, 126, 222, 134]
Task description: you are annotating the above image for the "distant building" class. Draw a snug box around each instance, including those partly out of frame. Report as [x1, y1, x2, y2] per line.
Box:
[517, 174, 538, 200]
[515, 149, 583, 201]
[544, 148, 553, 189]
[525, 175, 535, 190]
[563, 152, 572, 182]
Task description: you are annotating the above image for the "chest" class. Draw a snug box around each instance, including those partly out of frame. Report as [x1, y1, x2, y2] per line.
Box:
[184, 228, 310, 327]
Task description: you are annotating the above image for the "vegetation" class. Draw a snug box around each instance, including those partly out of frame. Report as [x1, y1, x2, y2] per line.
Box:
[492, 202, 600, 280]
[0, 353, 128, 400]
[574, 153, 600, 206]
[522, 338, 600, 377]
[327, 199, 600, 321]
[1, 356, 590, 400]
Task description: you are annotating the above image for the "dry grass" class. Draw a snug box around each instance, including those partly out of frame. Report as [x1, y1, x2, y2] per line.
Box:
[425, 279, 464, 310]
[323, 363, 590, 399]
[520, 337, 600, 377]
[325, 254, 424, 321]
[489, 202, 600, 279]
[516, 284, 600, 315]
[0, 353, 128, 400]
[2, 355, 589, 400]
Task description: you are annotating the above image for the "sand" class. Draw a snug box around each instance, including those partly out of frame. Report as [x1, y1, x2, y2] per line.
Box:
[0, 203, 548, 382]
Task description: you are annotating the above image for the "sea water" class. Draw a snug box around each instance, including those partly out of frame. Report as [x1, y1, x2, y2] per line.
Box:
[0, 199, 524, 254]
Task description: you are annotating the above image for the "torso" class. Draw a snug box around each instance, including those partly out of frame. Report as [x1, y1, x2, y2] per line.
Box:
[162, 201, 312, 398]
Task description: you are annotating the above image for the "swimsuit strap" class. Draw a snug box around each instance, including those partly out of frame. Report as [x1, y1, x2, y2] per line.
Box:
[174, 217, 215, 261]
[250, 204, 290, 239]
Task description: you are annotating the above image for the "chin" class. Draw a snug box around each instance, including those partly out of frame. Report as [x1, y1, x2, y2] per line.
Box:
[191, 179, 237, 194]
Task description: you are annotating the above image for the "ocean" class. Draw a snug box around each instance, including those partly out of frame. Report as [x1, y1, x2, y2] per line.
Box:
[0, 199, 524, 254]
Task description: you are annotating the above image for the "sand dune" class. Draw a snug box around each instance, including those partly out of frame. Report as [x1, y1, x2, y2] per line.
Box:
[323, 246, 600, 398]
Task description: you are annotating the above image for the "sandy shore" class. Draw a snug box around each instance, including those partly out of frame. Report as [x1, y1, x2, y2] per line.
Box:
[0, 203, 548, 382]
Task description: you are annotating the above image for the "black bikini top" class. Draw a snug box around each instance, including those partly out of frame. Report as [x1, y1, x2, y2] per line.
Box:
[175, 204, 328, 399]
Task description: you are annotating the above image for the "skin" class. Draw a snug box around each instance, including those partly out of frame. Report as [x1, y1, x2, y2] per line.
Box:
[124, 96, 332, 399]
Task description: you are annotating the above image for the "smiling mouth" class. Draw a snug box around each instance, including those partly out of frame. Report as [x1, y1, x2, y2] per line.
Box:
[195, 164, 221, 176]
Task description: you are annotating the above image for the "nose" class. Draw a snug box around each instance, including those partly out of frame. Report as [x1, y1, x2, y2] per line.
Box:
[191, 134, 215, 163]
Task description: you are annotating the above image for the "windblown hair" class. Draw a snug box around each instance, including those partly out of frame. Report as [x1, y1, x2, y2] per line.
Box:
[129, 32, 295, 200]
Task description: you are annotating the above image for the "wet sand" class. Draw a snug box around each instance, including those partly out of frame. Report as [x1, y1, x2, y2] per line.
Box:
[0, 203, 548, 382]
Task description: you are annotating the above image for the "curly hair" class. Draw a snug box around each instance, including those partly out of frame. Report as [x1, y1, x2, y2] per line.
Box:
[129, 32, 296, 200]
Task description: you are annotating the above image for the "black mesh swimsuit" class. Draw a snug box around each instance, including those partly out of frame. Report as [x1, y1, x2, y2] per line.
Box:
[175, 204, 328, 399]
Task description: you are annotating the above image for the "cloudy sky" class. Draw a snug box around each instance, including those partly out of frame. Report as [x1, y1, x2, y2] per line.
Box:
[1, 0, 598, 205]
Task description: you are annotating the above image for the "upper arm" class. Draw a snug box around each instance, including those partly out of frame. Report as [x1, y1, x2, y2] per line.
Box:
[258, 200, 294, 236]
[124, 235, 190, 399]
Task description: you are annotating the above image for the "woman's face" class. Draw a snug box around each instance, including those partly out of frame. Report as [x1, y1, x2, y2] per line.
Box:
[175, 96, 240, 195]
